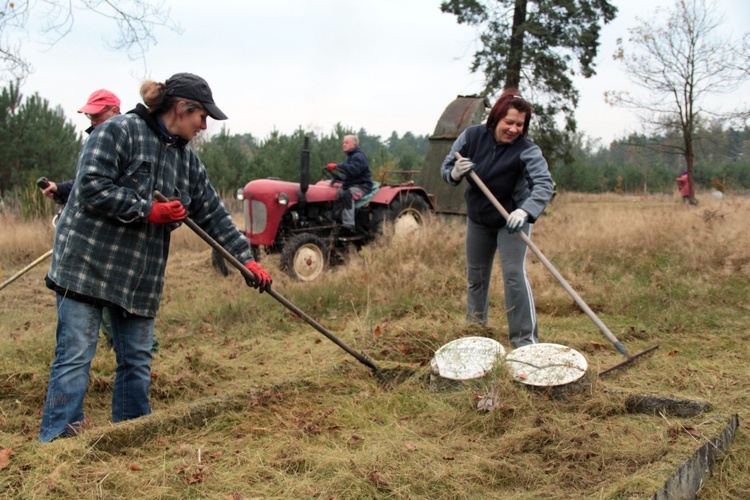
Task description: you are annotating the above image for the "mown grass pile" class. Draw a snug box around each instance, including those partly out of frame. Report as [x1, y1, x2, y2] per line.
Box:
[1, 191, 748, 498]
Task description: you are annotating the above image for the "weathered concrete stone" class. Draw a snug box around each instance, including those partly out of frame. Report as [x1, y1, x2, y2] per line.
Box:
[624, 393, 712, 418]
[652, 414, 739, 500]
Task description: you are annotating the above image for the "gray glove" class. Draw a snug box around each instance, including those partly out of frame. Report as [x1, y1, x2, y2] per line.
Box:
[506, 209, 528, 234]
[450, 157, 475, 181]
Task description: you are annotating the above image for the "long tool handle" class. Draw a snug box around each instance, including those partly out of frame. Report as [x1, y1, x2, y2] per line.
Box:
[154, 192, 391, 382]
[457, 156, 630, 358]
[0, 249, 53, 292]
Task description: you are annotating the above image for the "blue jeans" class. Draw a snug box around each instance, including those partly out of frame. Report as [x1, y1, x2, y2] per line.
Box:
[465, 217, 538, 348]
[39, 294, 154, 442]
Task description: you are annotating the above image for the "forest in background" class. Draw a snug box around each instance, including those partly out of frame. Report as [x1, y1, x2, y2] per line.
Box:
[0, 82, 748, 207]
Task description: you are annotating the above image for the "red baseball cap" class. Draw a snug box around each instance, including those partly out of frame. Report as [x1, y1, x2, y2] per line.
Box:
[77, 89, 121, 114]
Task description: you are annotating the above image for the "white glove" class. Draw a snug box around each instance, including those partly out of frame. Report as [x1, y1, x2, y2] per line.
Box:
[506, 209, 528, 234]
[450, 157, 475, 181]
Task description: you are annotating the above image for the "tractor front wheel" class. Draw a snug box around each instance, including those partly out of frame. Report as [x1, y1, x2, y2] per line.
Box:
[281, 233, 328, 282]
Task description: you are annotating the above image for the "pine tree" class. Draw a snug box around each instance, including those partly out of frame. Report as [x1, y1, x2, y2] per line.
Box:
[441, 0, 617, 165]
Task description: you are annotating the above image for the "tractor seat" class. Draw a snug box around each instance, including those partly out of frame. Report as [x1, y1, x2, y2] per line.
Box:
[354, 181, 380, 209]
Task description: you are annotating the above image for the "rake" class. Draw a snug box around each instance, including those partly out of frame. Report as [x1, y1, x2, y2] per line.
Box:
[455, 153, 658, 376]
[154, 191, 393, 389]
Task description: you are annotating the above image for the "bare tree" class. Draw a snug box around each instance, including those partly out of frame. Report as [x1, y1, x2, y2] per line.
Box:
[605, 0, 748, 204]
[0, 0, 180, 82]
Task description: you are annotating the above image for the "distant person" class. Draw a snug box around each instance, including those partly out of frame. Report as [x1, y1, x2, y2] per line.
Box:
[41, 89, 121, 203]
[326, 134, 373, 232]
[39, 72, 272, 442]
[441, 89, 554, 348]
[675, 170, 690, 203]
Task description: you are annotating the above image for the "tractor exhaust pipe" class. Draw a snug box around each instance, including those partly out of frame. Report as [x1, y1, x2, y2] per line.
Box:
[298, 136, 310, 209]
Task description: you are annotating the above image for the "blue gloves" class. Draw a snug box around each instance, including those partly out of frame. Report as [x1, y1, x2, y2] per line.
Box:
[506, 209, 528, 233]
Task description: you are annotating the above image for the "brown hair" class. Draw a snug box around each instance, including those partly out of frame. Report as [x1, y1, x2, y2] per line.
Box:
[139, 80, 204, 116]
[485, 88, 532, 137]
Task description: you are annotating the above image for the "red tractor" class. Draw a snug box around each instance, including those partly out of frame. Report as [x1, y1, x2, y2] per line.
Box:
[234, 138, 434, 281]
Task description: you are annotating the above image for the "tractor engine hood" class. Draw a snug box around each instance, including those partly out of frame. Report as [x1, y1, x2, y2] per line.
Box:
[242, 178, 337, 206]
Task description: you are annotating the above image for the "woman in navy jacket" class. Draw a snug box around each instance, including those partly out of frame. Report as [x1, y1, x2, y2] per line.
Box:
[441, 89, 553, 348]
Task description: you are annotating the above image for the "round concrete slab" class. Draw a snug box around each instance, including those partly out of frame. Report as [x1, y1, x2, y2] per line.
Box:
[505, 343, 588, 387]
[431, 337, 506, 381]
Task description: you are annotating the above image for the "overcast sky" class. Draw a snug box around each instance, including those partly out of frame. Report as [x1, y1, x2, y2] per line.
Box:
[16, 0, 750, 148]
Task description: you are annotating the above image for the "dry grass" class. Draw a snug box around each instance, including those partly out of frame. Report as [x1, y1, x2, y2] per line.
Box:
[0, 214, 56, 268]
[1, 192, 749, 498]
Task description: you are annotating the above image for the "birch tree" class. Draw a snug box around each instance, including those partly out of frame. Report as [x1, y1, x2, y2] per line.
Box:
[606, 0, 749, 203]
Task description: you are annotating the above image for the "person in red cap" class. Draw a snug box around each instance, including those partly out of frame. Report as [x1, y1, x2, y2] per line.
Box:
[39, 72, 272, 442]
[41, 89, 121, 203]
[78, 89, 121, 132]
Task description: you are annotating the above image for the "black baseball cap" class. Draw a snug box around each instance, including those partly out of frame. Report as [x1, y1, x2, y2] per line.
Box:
[165, 72, 228, 120]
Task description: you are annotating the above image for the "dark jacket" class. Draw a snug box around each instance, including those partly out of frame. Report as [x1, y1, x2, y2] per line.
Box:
[54, 120, 104, 204]
[441, 125, 553, 228]
[55, 180, 75, 204]
[336, 146, 373, 194]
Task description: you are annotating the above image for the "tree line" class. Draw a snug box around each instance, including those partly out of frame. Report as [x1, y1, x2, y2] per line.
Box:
[192, 125, 428, 197]
[0, 83, 430, 204]
[2, 0, 748, 206]
[560, 125, 750, 195]
[0, 82, 81, 197]
[1, 82, 748, 212]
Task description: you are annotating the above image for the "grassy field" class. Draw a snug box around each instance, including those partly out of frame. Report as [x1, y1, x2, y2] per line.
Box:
[0, 191, 748, 498]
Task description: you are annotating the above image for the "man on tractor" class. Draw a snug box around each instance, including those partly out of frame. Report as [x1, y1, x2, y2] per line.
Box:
[326, 134, 373, 233]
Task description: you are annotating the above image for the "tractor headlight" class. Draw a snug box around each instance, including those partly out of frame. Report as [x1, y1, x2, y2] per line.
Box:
[278, 192, 290, 205]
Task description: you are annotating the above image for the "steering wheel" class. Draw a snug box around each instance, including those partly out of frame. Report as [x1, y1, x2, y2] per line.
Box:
[322, 166, 346, 185]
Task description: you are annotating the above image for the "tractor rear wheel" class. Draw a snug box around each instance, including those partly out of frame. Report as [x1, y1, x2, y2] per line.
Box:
[375, 192, 430, 235]
[281, 233, 328, 281]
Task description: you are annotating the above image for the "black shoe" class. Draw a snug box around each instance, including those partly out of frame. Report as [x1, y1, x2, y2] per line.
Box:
[324, 210, 336, 222]
[339, 225, 358, 237]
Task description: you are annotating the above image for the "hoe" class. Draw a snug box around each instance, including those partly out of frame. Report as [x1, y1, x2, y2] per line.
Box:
[0, 249, 53, 292]
[1, 178, 63, 292]
[0, 194, 59, 292]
